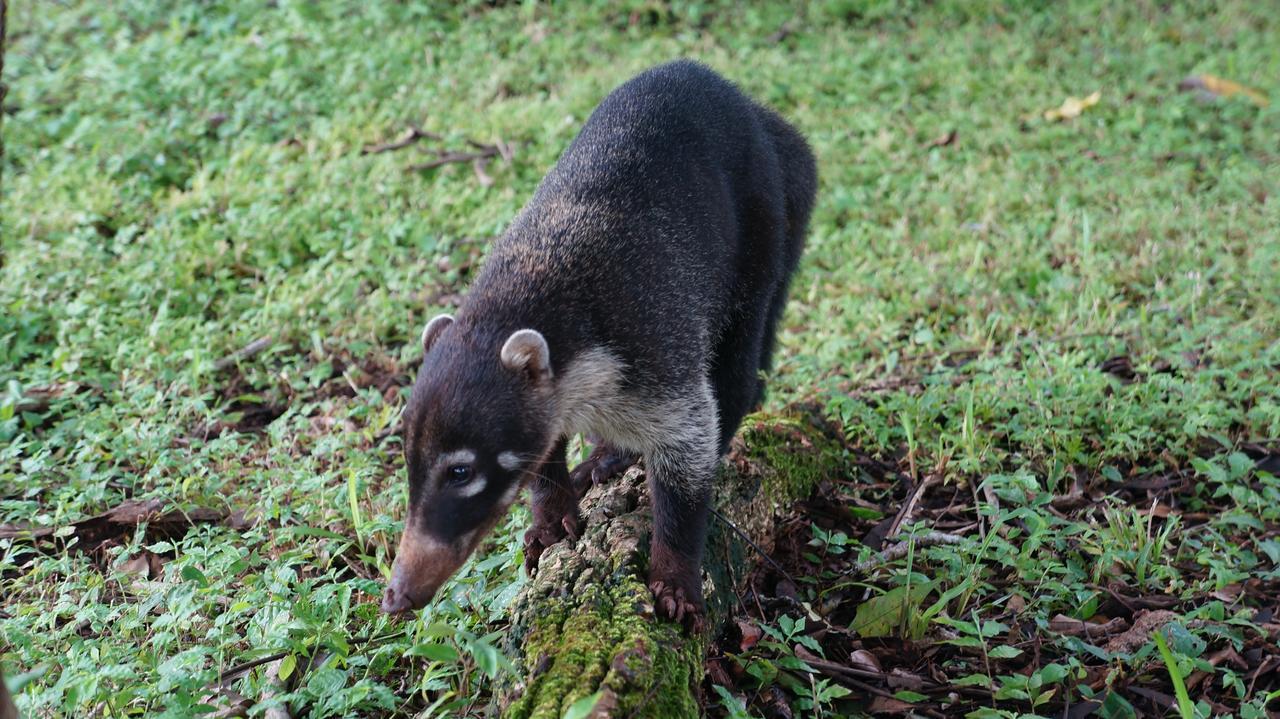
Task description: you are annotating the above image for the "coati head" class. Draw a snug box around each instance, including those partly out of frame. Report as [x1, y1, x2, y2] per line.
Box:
[381, 313, 556, 614]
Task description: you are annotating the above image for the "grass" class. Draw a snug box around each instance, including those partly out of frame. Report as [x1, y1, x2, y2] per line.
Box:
[2, 0, 1278, 716]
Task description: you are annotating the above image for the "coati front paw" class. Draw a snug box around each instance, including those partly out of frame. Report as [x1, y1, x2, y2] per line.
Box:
[647, 548, 705, 633]
[648, 577, 705, 633]
[568, 442, 639, 490]
[522, 510, 581, 574]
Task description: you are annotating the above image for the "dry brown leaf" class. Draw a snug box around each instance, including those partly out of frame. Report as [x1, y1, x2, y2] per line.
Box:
[0, 499, 229, 551]
[849, 649, 882, 674]
[1179, 74, 1269, 107]
[1137, 503, 1176, 518]
[1104, 609, 1182, 653]
[924, 129, 957, 149]
[1042, 91, 1102, 121]
[868, 696, 917, 714]
[1210, 583, 1242, 602]
[737, 620, 763, 652]
[1006, 594, 1027, 615]
[119, 551, 166, 581]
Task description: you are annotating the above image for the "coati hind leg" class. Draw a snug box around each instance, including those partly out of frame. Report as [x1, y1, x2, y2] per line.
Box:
[708, 301, 772, 453]
[523, 436, 583, 574]
[568, 436, 639, 489]
[644, 383, 719, 632]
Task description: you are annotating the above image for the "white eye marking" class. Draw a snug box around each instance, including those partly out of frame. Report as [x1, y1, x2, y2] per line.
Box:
[456, 475, 487, 498]
[440, 449, 476, 467]
[497, 452, 522, 472]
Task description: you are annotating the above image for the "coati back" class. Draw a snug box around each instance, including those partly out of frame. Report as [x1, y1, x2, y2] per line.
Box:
[383, 60, 816, 629]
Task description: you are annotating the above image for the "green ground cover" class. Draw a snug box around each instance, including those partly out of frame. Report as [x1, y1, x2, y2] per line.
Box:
[2, 1, 1278, 716]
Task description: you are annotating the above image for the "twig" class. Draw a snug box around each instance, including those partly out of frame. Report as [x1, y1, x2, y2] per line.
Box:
[802, 658, 900, 700]
[217, 652, 289, 684]
[406, 138, 514, 174]
[885, 471, 941, 541]
[361, 125, 441, 155]
[709, 506, 796, 586]
[214, 336, 275, 371]
[472, 156, 493, 187]
[851, 531, 965, 574]
[407, 148, 497, 172]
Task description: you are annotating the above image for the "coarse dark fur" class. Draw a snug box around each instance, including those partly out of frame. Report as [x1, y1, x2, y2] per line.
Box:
[383, 60, 817, 629]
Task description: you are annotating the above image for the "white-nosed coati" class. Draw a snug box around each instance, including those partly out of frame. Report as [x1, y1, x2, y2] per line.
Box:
[381, 60, 816, 630]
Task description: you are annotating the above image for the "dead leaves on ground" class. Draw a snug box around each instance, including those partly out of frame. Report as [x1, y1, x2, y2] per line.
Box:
[0, 498, 253, 581]
[0, 498, 230, 548]
[1179, 73, 1269, 107]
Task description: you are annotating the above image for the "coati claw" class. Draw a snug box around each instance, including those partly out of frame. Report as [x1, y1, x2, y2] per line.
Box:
[523, 509, 582, 574]
[648, 578, 705, 633]
[561, 515, 579, 541]
[569, 442, 639, 489]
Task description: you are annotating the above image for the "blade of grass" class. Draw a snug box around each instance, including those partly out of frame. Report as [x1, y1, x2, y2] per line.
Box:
[1153, 630, 1197, 719]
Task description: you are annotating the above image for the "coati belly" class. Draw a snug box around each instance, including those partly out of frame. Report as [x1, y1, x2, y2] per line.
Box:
[382, 60, 817, 632]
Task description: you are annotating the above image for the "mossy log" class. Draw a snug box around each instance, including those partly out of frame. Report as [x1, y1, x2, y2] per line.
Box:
[499, 407, 848, 719]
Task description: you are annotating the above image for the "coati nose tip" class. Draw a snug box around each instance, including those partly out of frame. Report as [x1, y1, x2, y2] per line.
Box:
[381, 585, 414, 614]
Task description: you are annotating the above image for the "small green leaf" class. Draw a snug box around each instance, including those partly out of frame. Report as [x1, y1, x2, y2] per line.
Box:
[277, 654, 297, 682]
[180, 565, 209, 587]
[954, 673, 991, 688]
[408, 643, 459, 662]
[851, 581, 935, 638]
[1037, 663, 1069, 684]
[988, 645, 1022, 659]
[1097, 690, 1137, 719]
[563, 690, 604, 719]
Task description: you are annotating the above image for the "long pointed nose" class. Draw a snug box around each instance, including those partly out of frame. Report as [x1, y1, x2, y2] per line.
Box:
[380, 524, 464, 615]
[381, 568, 433, 613]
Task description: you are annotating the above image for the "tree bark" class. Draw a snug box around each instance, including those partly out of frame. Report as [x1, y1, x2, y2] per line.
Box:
[498, 406, 847, 719]
[1, 667, 17, 719]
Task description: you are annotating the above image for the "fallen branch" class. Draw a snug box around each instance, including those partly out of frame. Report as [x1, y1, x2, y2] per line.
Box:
[407, 148, 497, 172]
[850, 531, 966, 575]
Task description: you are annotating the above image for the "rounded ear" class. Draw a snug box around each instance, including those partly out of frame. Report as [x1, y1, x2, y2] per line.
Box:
[421, 314, 454, 354]
[500, 329, 552, 383]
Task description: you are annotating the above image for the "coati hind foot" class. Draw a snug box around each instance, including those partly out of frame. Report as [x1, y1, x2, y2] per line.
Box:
[568, 439, 639, 489]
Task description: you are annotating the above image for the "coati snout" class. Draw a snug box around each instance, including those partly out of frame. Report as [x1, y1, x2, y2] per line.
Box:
[382, 60, 816, 629]
[381, 315, 556, 613]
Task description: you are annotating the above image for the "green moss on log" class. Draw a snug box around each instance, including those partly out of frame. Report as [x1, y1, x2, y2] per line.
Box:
[500, 408, 847, 719]
[737, 408, 847, 505]
[504, 577, 700, 719]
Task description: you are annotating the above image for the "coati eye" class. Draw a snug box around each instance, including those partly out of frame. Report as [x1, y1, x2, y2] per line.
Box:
[445, 464, 473, 486]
